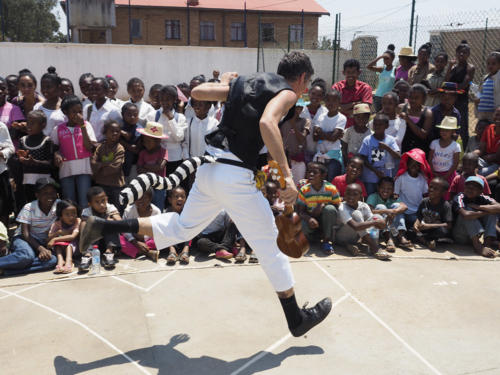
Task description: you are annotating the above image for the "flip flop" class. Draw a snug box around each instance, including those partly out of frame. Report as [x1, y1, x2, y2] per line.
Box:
[167, 251, 178, 265]
[372, 249, 391, 260]
[54, 265, 64, 274]
[235, 249, 247, 263]
[385, 238, 396, 253]
[179, 251, 190, 264]
[62, 263, 73, 274]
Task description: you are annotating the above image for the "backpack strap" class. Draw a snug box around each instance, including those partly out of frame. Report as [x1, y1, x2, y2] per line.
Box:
[87, 105, 93, 121]
[155, 110, 161, 122]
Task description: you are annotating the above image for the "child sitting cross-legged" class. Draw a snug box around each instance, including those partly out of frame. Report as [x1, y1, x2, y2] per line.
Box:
[414, 177, 453, 250]
[119, 188, 161, 262]
[332, 155, 367, 199]
[336, 183, 390, 260]
[452, 176, 500, 258]
[367, 177, 411, 252]
[79, 186, 122, 271]
[296, 162, 341, 255]
[165, 187, 191, 265]
[47, 200, 81, 274]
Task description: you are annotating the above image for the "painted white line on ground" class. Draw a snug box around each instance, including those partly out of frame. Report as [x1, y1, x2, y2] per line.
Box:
[230, 293, 350, 375]
[0, 283, 43, 300]
[111, 269, 178, 293]
[312, 260, 443, 375]
[145, 270, 177, 292]
[0, 288, 152, 375]
[111, 276, 148, 291]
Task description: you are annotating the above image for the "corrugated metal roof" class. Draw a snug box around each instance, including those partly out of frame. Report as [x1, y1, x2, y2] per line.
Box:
[113, 0, 330, 15]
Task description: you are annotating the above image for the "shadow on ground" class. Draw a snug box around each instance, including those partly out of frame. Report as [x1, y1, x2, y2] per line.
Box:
[54, 334, 324, 375]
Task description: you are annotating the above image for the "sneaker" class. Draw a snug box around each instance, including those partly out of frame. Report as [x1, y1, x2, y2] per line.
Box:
[215, 249, 233, 260]
[79, 216, 105, 254]
[290, 297, 332, 337]
[102, 252, 116, 269]
[321, 241, 335, 255]
[78, 256, 91, 272]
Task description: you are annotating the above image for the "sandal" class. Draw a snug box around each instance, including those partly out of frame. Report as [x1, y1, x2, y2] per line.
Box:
[372, 249, 391, 260]
[54, 264, 64, 274]
[346, 244, 361, 257]
[397, 235, 412, 248]
[62, 263, 73, 274]
[235, 248, 247, 263]
[179, 251, 190, 264]
[385, 238, 396, 253]
[166, 251, 178, 265]
[248, 253, 258, 263]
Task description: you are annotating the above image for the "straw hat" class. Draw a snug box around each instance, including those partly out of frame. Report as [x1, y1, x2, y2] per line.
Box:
[137, 122, 169, 139]
[398, 46, 416, 58]
[353, 103, 371, 115]
[435, 116, 460, 130]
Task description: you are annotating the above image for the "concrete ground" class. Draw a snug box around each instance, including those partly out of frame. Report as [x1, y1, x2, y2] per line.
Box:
[1, 243, 500, 375]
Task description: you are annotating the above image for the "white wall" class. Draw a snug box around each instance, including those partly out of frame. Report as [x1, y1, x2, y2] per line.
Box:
[0, 43, 346, 99]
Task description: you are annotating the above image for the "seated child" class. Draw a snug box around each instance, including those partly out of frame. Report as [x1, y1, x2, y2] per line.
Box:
[137, 122, 169, 211]
[367, 177, 411, 251]
[120, 188, 161, 262]
[264, 181, 285, 216]
[91, 120, 125, 211]
[0, 221, 8, 257]
[428, 116, 461, 196]
[359, 114, 401, 195]
[341, 103, 371, 161]
[195, 210, 239, 261]
[0, 118, 15, 227]
[449, 152, 491, 201]
[79, 186, 122, 271]
[336, 183, 390, 260]
[296, 162, 341, 255]
[165, 187, 190, 265]
[414, 177, 453, 250]
[47, 200, 81, 274]
[0, 178, 58, 275]
[395, 149, 431, 229]
[452, 176, 500, 257]
[332, 155, 367, 199]
[465, 119, 489, 154]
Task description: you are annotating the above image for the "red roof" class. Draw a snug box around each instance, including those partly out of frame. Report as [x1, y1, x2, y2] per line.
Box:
[114, 0, 329, 15]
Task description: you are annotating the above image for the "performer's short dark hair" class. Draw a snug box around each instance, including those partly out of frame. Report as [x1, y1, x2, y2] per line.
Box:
[277, 51, 314, 82]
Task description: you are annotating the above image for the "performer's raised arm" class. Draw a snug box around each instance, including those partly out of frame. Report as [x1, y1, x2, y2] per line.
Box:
[191, 72, 238, 102]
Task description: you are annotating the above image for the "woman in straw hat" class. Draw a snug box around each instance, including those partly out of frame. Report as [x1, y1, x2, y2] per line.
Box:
[395, 46, 417, 82]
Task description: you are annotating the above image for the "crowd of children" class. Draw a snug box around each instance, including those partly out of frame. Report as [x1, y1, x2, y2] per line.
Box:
[0, 41, 499, 277]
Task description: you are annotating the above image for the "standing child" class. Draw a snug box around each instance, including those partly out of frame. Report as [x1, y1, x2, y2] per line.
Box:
[367, 177, 411, 251]
[120, 102, 141, 180]
[183, 98, 219, 158]
[120, 188, 161, 262]
[165, 187, 191, 264]
[59, 78, 75, 99]
[341, 103, 372, 161]
[47, 200, 81, 274]
[476, 52, 500, 122]
[367, 44, 396, 112]
[359, 114, 401, 195]
[78, 73, 94, 108]
[137, 122, 169, 210]
[91, 120, 125, 210]
[126, 78, 156, 126]
[79, 186, 121, 270]
[452, 176, 500, 257]
[34, 67, 67, 137]
[408, 43, 435, 85]
[6, 74, 19, 103]
[430, 82, 462, 141]
[428, 116, 461, 196]
[395, 149, 432, 229]
[313, 89, 347, 181]
[296, 162, 341, 255]
[332, 155, 368, 199]
[336, 183, 390, 260]
[148, 84, 162, 111]
[414, 177, 453, 250]
[425, 52, 448, 107]
[400, 84, 433, 153]
[51, 95, 96, 208]
[373, 91, 406, 148]
[106, 76, 125, 109]
[18, 110, 54, 203]
[449, 152, 491, 200]
[393, 80, 411, 106]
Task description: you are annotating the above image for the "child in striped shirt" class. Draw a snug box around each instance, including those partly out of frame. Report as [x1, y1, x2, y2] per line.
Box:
[476, 52, 500, 122]
[296, 162, 341, 255]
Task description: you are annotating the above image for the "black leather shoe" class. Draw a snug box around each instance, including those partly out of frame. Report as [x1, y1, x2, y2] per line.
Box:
[290, 297, 332, 337]
[79, 216, 104, 253]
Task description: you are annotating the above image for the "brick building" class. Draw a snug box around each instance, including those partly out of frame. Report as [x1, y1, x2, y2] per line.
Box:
[65, 0, 329, 48]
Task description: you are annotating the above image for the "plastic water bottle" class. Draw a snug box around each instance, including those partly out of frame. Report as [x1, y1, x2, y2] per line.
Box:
[90, 245, 100, 275]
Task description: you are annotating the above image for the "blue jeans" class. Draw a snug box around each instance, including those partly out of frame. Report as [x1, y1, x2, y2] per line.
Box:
[453, 213, 497, 244]
[404, 213, 418, 229]
[153, 189, 166, 212]
[375, 203, 407, 233]
[0, 237, 57, 276]
[60, 174, 92, 208]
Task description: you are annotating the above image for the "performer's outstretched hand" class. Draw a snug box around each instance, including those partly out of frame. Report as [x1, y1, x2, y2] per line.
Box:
[281, 176, 299, 205]
[220, 72, 238, 85]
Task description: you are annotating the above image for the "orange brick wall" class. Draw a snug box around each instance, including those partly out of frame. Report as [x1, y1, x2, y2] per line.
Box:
[111, 7, 320, 49]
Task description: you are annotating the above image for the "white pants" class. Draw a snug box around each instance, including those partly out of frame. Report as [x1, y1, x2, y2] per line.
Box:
[150, 162, 295, 292]
[290, 160, 306, 186]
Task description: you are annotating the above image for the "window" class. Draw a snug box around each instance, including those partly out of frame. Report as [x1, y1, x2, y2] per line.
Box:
[200, 21, 215, 41]
[261, 23, 274, 42]
[231, 22, 245, 41]
[166, 20, 181, 40]
[131, 19, 141, 39]
[290, 24, 302, 42]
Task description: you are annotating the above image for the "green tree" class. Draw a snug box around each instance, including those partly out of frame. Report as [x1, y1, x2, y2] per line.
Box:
[318, 36, 333, 50]
[0, 0, 64, 42]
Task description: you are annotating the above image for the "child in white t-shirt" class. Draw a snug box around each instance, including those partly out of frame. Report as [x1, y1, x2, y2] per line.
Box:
[428, 116, 461, 197]
[312, 89, 346, 181]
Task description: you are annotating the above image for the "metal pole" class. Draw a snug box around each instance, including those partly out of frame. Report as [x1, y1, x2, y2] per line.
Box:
[337, 13, 341, 78]
[128, 0, 132, 44]
[287, 25, 290, 52]
[413, 15, 418, 51]
[257, 13, 261, 71]
[0, 0, 4, 41]
[481, 18, 489, 78]
[332, 13, 338, 84]
[243, 1, 247, 47]
[65, 0, 71, 42]
[300, 9, 304, 49]
[409, 0, 416, 46]
[187, 2, 190, 46]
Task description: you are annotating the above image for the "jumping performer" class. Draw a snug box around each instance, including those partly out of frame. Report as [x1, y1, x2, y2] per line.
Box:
[80, 51, 332, 337]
